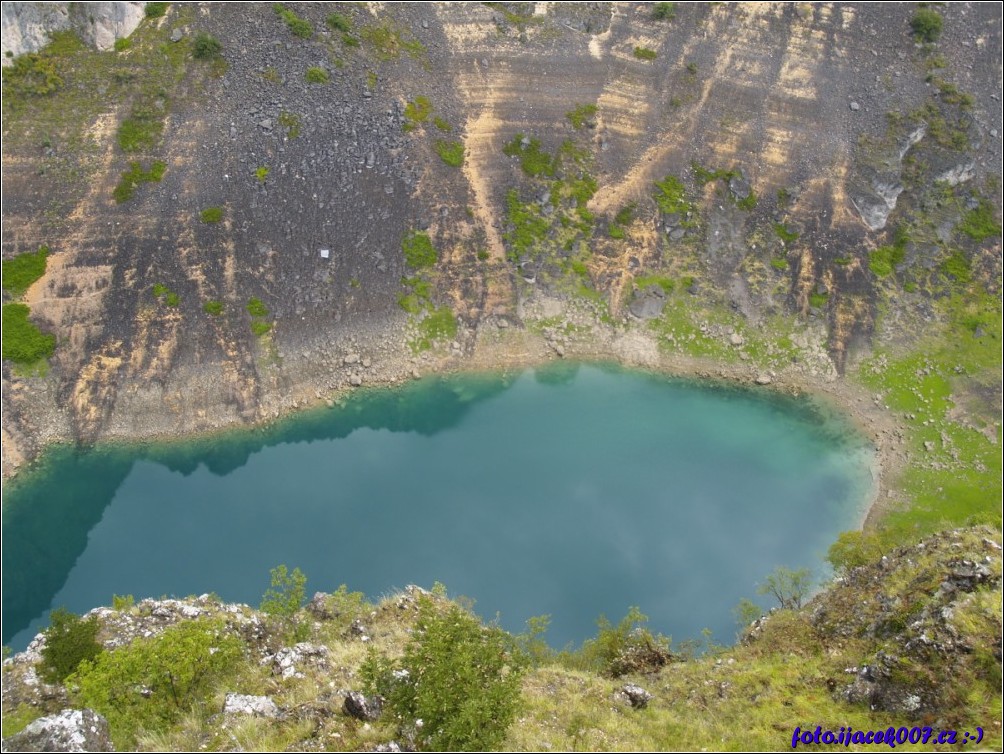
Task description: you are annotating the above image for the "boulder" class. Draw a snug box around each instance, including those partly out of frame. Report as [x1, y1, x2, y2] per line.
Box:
[619, 683, 653, 709]
[343, 690, 383, 721]
[2, 709, 113, 752]
[223, 693, 279, 719]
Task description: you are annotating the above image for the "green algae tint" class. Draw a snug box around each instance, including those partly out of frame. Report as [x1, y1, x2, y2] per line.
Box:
[2, 364, 874, 651]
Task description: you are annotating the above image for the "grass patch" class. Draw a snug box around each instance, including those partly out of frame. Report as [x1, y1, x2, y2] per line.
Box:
[2, 245, 49, 298]
[652, 2, 677, 21]
[910, 8, 942, 43]
[274, 4, 313, 38]
[402, 231, 438, 269]
[773, 222, 799, 244]
[770, 257, 788, 270]
[736, 190, 757, 211]
[633, 46, 657, 61]
[326, 12, 351, 32]
[199, 206, 223, 224]
[403, 95, 432, 131]
[117, 97, 167, 152]
[565, 103, 597, 130]
[278, 111, 301, 139]
[809, 291, 829, 308]
[192, 32, 222, 60]
[305, 66, 330, 84]
[203, 300, 223, 316]
[114, 37, 132, 53]
[360, 23, 423, 61]
[433, 116, 451, 132]
[145, 2, 169, 19]
[255, 166, 269, 183]
[247, 297, 269, 318]
[941, 250, 971, 284]
[869, 227, 909, 278]
[692, 162, 737, 185]
[634, 274, 674, 294]
[503, 134, 557, 178]
[251, 320, 272, 336]
[398, 276, 432, 314]
[1, 303, 56, 364]
[434, 140, 465, 167]
[958, 199, 1001, 242]
[413, 306, 457, 351]
[653, 174, 692, 216]
[113, 160, 166, 204]
[504, 189, 550, 260]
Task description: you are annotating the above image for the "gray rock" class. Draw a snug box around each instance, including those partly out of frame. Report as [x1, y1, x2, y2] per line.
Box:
[669, 227, 686, 240]
[729, 332, 744, 346]
[620, 683, 653, 709]
[373, 743, 402, 753]
[343, 690, 383, 721]
[755, 372, 772, 385]
[169, 28, 183, 43]
[223, 693, 279, 719]
[2, 709, 113, 752]
[629, 284, 667, 320]
[849, 101, 860, 111]
[728, 172, 751, 201]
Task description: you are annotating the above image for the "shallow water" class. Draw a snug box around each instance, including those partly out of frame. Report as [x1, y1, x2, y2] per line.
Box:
[2, 363, 874, 651]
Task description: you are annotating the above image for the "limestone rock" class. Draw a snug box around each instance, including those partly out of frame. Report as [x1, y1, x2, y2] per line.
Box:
[223, 693, 279, 719]
[1, 709, 113, 752]
[618, 683, 653, 709]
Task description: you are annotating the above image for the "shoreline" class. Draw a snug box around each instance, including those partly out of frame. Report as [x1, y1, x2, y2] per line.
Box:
[2, 311, 909, 534]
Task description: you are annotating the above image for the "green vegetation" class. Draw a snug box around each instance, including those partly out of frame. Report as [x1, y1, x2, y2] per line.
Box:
[251, 320, 272, 336]
[2, 245, 49, 297]
[202, 300, 223, 316]
[113, 37, 132, 53]
[773, 222, 799, 244]
[413, 305, 458, 351]
[191, 32, 222, 60]
[305, 66, 330, 84]
[633, 46, 658, 61]
[1, 52, 62, 98]
[910, 7, 942, 43]
[199, 206, 223, 224]
[941, 249, 971, 284]
[565, 606, 671, 677]
[255, 166, 269, 183]
[565, 103, 597, 130]
[634, 274, 674, 294]
[692, 163, 736, 185]
[152, 283, 169, 298]
[144, 2, 169, 19]
[117, 97, 167, 152]
[505, 189, 549, 260]
[958, 199, 1002, 241]
[71, 619, 243, 749]
[260, 564, 307, 619]
[164, 291, 179, 307]
[758, 566, 812, 610]
[246, 297, 269, 318]
[770, 256, 788, 270]
[653, 174, 692, 216]
[326, 12, 351, 32]
[686, 61, 698, 75]
[273, 4, 313, 39]
[39, 608, 103, 684]
[113, 160, 166, 204]
[809, 291, 829, 308]
[869, 226, 909, 277]
[398, 276, 432, 313]
[402, 95, 432, 131]
[503, 134, 557, 178]
[360, 22, 425, 61]
[2, 303, 56, 364]
[609, 203, 636, 239]
[652, 2, 677, 21]
[433, 115, 451, 132]
[278, 111, 301, 139]
[402, 230, 438, 269]
[434, 139, 465, 167]
[736, 190, 757, 210]
[362, 597, 525, 751]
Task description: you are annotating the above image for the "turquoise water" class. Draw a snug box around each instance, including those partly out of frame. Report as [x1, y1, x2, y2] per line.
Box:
[2, 363, 874, 652]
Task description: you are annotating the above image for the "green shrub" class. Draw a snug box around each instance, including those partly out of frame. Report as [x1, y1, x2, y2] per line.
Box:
[145, 3, 169, 19]
[274, 4, 313, 38]
[958, 200, 1002, 242]
[502, 134, 557, 178]
[341, 33, 360, 47]
[653, 174, 690, 215]
[278, 111, 300, 138]
[757, 566, 812, 610]
[773, 222, 799, 244]
[402, 231, 438, 269]
[434, 139, 465, 167]
[164, 291, 180, 307]
[113, 37, 131, 52]
[910, 8, 942, 43]
[327, 12, 351, 32]
[652, 2, 676, 20]
[111, 594, 135, 611]
[2, 245, 49, 298]
[203, 300, 223, 316]
[809, 291, 828, 308]
[152, 283, 169, 298]
[870, 244, 905, 277]
[260, 564, 307, 618]
[415, 305, 457, 350]
[255, 166, 269, 183]
[1, 303, 56, 364]
[614, 203, 636, 226]
[39, 607, 103, 684]
[305, 66, 330, 84]
[246, 297, 269, 317]
[71, 619, 243, 749]
[505, 189, 549, 259]
[114, 161, 166, 203]
[250, 320, 272, 336]
[433, 116, 452, 132]
[633, 46, 657, 61]
[364, 598, 526, 751]
[566, 103, 597, 130]
[1, 53, 62, 98]
[573, 606, 672, 677]
[199, 206, 223, 223]
[827, 530, 884, 573]
[770, 257, 788, 270]
[403, 95, 433, 131]
[192, 33, 222, 60]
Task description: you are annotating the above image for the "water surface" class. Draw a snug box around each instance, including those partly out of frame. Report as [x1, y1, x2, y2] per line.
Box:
[2, 363, 874, 651]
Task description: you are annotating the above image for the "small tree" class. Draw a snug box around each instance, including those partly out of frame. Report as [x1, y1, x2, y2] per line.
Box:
[757, 566, 812, 610]
[260, 564, 307, 618]
[39, 607, 103, 684]
[192, 33, 222, 60]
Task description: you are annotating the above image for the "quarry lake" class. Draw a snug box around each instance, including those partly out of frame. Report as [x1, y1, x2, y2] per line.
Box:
[3, 363, 875, 652]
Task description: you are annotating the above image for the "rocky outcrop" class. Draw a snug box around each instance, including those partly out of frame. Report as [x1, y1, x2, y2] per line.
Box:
[1, 2, 146, 60]
[1, 709, 113, 752]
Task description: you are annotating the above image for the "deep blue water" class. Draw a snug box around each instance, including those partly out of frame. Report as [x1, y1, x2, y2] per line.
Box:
[2, 363, 874, 652]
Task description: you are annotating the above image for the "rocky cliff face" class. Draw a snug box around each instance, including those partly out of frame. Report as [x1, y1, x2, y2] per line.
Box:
[1, 2, 145, 61]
